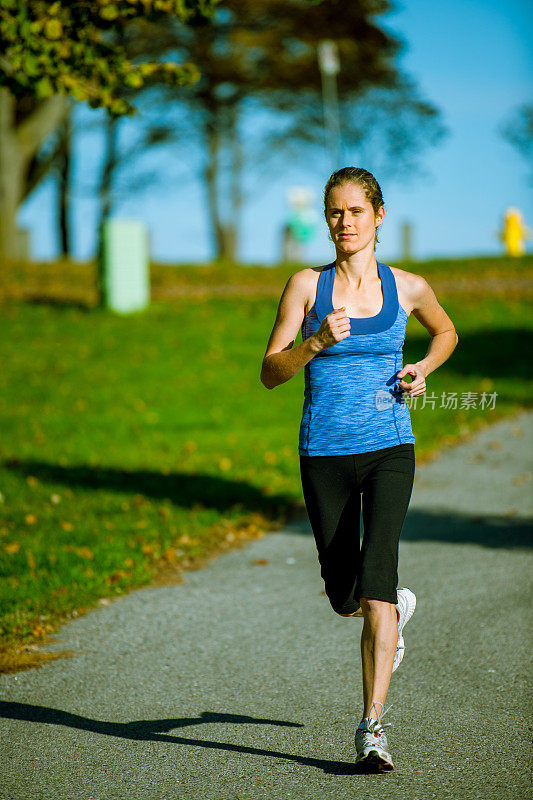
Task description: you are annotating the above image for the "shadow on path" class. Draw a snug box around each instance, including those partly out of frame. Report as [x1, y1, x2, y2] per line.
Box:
[285, 509, 533, 550]
[0, 702, 360, 776]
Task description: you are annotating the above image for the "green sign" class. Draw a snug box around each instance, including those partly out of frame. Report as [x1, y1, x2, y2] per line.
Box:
[102, 219, 150, 314]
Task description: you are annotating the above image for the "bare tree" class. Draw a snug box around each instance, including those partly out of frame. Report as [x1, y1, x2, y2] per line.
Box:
[83, 0, 446, 262]
[500, 103, 533, 184]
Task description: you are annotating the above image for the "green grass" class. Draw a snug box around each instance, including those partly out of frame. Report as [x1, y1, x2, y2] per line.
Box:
[1, 255, 532, 662]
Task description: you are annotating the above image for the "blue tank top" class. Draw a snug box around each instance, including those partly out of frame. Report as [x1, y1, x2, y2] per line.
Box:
[298, 260, 416, 456]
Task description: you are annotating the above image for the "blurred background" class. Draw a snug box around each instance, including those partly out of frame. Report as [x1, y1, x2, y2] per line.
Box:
[0, 0, 531, 672]
[2, 0, 532, 267]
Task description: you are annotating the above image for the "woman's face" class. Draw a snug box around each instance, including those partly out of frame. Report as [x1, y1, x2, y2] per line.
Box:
[325, 182, 384, 254]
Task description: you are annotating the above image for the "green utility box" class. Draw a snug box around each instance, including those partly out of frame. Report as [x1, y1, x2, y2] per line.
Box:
[102, 219, 150, 313]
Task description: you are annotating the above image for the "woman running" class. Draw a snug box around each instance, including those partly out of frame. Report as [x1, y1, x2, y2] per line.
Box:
[260, 166, 458, 771]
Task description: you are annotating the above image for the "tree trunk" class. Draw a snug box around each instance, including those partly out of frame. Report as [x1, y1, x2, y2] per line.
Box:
[0, 89, 67, 292]
[96, 114, 119, 308]
[58, 108, 73, 257]
[0, 89, 23, 278]
[205, 108, 225, 262]
[225, 100, 244, 263]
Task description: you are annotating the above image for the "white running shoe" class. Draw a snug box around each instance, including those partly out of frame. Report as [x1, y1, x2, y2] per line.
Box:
[354, 701, 394, 771]
[393, 587, 416, 673]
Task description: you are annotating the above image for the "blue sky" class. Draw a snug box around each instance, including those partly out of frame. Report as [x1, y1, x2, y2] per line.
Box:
[20, 0, 533, 264]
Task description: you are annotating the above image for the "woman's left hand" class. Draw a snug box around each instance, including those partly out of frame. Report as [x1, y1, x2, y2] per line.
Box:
[396, 363, 427, 397]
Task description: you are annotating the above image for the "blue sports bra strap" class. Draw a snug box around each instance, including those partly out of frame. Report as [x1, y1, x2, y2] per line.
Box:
[378, 262, 397, 309]
[315, 261, 335, 323]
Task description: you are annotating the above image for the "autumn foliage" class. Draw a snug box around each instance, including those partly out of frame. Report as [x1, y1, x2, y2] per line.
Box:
[0, 0, 221, 114]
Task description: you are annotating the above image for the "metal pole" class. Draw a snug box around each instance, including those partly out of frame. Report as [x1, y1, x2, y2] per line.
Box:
[401, 221, 413, 262]
[318, 40, 341, 171]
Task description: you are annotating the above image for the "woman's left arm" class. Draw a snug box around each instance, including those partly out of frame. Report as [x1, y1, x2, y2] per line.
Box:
[397, 275, 459, 398]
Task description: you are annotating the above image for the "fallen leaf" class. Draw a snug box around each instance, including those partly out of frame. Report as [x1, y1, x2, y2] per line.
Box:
[161, 548, 176, 563]
[75, 546, 94, 560]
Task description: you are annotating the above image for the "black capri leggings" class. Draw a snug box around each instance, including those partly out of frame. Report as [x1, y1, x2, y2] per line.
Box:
[299, 443, 415, 615]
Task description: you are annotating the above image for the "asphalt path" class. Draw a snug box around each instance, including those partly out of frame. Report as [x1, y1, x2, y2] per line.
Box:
[1, 410, 532, 800]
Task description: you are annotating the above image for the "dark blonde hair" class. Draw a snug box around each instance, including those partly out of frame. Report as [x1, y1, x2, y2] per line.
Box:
[323, 167, 384, 246]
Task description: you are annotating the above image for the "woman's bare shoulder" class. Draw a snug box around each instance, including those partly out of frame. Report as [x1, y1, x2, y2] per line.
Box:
[389, 265, 430, 313]
[287, 265, 327, 316]
[389, 264, 427, 289]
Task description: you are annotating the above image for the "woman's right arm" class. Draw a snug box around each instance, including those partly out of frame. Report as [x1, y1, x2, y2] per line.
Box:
[260, 271, 350, 390]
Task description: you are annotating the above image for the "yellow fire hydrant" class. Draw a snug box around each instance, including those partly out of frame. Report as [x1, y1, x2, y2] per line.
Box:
[499, 207, 530, 256]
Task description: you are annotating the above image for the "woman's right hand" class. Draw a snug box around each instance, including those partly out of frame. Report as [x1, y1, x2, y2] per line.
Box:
[311, 307, 351, 351]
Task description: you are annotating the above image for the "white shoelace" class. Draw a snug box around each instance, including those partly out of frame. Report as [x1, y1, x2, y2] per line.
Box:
[364, 700, 393, 732]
